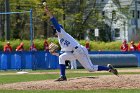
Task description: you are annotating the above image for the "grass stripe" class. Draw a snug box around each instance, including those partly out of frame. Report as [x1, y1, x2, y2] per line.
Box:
[0, 89, 140, 93]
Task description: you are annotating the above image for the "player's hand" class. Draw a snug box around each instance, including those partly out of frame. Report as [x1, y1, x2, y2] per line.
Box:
[44, 6, 49, 12]
[51, 52, 59, 56]
[49, 43, 59, 53]
[43, 2, 49, 13]
[44, 5, 53, 18]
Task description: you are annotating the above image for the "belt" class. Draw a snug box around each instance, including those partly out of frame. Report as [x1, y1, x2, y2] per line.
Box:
[75, 46, 78, 49]
[71, 46, 78, 53]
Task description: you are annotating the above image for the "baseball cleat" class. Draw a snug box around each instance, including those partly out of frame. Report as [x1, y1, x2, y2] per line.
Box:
[107, 64, 118, 76]
[55, 76, 67, 81]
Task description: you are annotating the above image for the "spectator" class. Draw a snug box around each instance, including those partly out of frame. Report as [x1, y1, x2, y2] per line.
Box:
[16, 42, 24, 51]
[129, 41, 137, 51]
[3, 42, 12, 52]
[85, 41, 90, 51]
[137, 41, 140, 51]
[29, 42, 37, 51]
[120, 39, 128, 52]
[44, 39, 49, 51]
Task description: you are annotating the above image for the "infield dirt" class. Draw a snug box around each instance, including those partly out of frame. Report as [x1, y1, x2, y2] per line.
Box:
[0, 69, 140, 90]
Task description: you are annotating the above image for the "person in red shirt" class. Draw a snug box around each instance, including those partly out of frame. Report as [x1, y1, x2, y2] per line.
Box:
[129, 41, 137, 51]
[137, 41, 140, 51]
[3, 42, 12, 52]
[16, 42, 24, 51]
[29, 42, 37, 51]
[120, 39, 128, 52]
[44, 39, 49, 51]
[85, 41, 90, 51]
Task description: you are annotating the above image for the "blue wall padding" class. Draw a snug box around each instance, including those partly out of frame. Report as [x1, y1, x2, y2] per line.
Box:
[0, 51, 139, 70]
[89, 54, 138, 67]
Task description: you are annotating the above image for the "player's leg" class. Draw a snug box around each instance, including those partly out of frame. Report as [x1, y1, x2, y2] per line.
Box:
[74, 45, 118, 75]
[70, 59, 77, 69]
[70, 60, 74, 69]
[73, 60, 77, 69]
[55, 52, 76, 81]
[73, 45, 108, 71]
[76, 54, 110, 72]
[77, 52, 118, 75]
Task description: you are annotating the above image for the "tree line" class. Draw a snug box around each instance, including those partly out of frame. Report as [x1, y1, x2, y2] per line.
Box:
[0, 0, 127, 42]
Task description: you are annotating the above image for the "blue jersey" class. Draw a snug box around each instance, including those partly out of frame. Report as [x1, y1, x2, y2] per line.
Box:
[50, 17, 79, 51]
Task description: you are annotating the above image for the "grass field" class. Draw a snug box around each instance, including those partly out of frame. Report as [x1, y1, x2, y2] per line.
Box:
[0, 89, 140, 93]
[0, 68, 140, 93]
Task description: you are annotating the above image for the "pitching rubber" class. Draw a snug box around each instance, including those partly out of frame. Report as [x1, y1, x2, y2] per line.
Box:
[16, 71, 29, 74]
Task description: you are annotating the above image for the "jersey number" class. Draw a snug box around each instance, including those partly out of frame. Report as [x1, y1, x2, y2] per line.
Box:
[60, 38, 70, 46]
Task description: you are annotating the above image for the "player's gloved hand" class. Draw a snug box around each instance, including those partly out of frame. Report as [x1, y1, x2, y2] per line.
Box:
[49, 43, 59, 53]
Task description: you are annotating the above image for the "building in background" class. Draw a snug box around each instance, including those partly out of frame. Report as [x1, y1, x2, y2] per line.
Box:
[1, 0, 140, 42]
[94, 0, 140, 42]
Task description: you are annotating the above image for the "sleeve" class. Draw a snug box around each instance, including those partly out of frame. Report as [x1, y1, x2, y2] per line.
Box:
[16, 46, 20, 51]
[50, 17, 61, 32]
[10, 46, 12, 51]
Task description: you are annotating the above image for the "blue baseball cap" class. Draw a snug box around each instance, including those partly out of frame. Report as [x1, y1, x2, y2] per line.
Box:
[59, 24, 63, 28]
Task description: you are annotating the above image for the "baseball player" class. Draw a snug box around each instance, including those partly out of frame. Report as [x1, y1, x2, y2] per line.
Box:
[45, 6, 118, 81]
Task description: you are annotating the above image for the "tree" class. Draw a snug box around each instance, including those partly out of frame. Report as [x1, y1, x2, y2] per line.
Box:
[10, 0, 41, 39]
[6, 0, 130, 42]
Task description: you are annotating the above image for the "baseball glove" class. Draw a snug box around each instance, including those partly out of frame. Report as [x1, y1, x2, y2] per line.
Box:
[49, 43, 59, 53]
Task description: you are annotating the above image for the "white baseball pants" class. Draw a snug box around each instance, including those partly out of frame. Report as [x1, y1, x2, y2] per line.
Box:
[59, 45, 98, 72]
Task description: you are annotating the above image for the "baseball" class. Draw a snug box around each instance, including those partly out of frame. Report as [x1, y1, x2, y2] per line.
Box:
[43, 2, 47, 6]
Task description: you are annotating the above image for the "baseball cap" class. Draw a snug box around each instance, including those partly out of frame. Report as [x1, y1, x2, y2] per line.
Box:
[130, 41, 134, 44]
[59, 24, 63, 28]
[7, 42, 10, 45]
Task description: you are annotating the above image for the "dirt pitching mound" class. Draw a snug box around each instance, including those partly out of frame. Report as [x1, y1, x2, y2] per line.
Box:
[0, 74, 140, 90]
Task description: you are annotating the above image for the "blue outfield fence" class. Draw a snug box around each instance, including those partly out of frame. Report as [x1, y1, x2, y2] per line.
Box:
[0, 51, 140, 70]
[0, 51, 59, 70]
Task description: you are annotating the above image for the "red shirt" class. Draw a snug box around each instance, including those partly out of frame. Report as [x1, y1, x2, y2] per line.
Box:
[129, 44, 137, 51]
[30, 44, 37, 51]
[137, 43, 140, 51]
[4, 45, 12, 52]
[44, 40, 49, 51]
[85, 42, 90, 51]
[16, 45, 24, 51]
[120, 44, 128, 52]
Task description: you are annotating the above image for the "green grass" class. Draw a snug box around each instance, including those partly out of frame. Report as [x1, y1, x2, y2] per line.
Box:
[0, 68, 140, 84]
[0, 74, 57, 84]
[0, 89, 140, 93]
